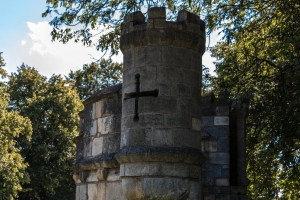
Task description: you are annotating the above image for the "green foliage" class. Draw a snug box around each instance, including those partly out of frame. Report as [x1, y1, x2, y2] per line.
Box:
[0, 54, 32, 200]
[8, 64, 83, 199]
[67, 58, 122, 100]
[42, 0, 206, 56]
[209, 0, 300, 199]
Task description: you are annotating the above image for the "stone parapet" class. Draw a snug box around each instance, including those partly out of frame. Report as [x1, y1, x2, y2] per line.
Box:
[120, 7, 205, 54]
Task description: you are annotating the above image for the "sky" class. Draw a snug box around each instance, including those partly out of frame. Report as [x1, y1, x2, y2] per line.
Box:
[0, 1, 220, 78]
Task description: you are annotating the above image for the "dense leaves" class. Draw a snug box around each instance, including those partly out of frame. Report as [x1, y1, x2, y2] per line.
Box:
[7, 65, 83, 199]
[209, 0, 300, 199]
[42, 0, 209, 56]
[67, 58, 122, 100]
[0, 54, 32, 200]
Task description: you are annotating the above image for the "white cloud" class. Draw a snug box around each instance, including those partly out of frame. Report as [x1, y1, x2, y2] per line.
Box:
[21, 40, 27, 45]
[23, 21, 120, 77]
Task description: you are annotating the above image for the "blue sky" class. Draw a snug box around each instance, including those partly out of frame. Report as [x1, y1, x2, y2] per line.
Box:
[0, 1, 219, 78]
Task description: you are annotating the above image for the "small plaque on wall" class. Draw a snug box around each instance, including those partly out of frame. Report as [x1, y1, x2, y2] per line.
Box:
[214, 117, 229, 125]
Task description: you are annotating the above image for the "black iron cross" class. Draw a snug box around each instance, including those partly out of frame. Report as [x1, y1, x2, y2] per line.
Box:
[124, 74, 159, 121]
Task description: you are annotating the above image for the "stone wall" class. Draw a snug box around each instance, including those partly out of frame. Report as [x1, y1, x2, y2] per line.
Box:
[73, 84, 125, 200]
[201, 93, 249, 200]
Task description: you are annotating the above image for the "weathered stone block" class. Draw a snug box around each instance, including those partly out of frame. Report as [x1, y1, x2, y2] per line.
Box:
[102, 98, 115, 117]
[92, 137, 103, 156]
[124, 11, 145, 24]
[142, 114, 165, 127]
[177, 10, 201, 25]
[204, 194, 216, 200]
[165, 114, 192, 128]
[192, 118, 201, 131]
[152, 128, 173, 146]
[202, 177, 215, 186]
[221, 167, 230, 178]
[178, 84, 191, 97]
[98, 116, 112, 134]
[92, 103, 96, 120]
[79, 184, 87, 200]
[154, 18, 167, 28]
[122, 178, 144, 200]
[123, 49, 134, 70]
[106, 182, 124, 200]
[202, 164, 221, 178]
[201, 117, 214, 126]
[148, 7, 166, 19]
[201, 126, 229, 138]
[218, 137, 229, 152]
[76, 185, 80, 200]
[214, 117, 229, 126]
[84, 138, 92, 157]
[162, 46, 190, 68]
[178, 98, 198, 117]
[121, 128, 150, 147]
[95, 101, 102, 119]
[157, 67, 183, 85]
[216, 179, 230, 186]
[201, 140, 218, 152]
[139, 97, 177, 114]
[161, 164, 189, 177]
[90, 120, 97, 136]
[97, 183, 106, 200]
[88, 184, 98, 199]
[221, 186, 231, 194]
[189, 165, 201, 178]
[203, 186, 221, 194]
[102, 134, 120, 154]
[122, 98, 135, 116]
[135, 46, 162, 67]
[173, 129, 196, 148]
[215, 106, 229, 116]
[143, 178, 191, 199]
[209, 153, 230, 165]
[124, 163, 160, 176]
[182, 69, 198, 85]
[158, 83, 179, 97]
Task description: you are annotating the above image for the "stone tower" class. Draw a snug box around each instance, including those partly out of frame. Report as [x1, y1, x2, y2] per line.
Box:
[73, 7, 249, 200]
[117, 7, 205, 200]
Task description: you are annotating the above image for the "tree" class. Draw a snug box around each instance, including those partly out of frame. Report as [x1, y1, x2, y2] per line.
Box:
[208, 1, 300, 199]
[0, 54, 32, 200]
[8, 64, 83, 199]
[67, 58, 122, 100]
[42, 0, 207, 56]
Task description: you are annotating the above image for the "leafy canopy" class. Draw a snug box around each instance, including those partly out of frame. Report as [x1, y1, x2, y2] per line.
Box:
[0, 54, 32, 200]
[67, 58, 122, 100]
[8, 64, 83, 200]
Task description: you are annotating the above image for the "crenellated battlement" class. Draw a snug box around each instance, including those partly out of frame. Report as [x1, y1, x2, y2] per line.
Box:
[120, 7, 206, 54]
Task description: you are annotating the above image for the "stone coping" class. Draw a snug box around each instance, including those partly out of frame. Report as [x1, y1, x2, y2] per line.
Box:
[83, 83, 122, 105]
[116, 146, 206, 165]
[73, 153, 119, 173]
